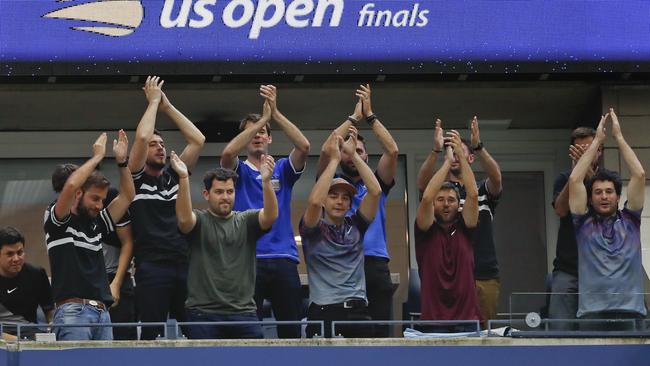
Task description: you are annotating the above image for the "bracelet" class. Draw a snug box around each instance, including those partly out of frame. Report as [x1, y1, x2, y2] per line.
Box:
[117, 158, 129, 168]
[433, 149, 442, 153]
[365, 114, 377, 125]
[471, 142, 484, 153]
[347, 116, 359, 125]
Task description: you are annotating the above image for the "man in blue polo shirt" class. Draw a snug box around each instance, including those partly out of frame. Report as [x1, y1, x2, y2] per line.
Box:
[317, 84, 399, 337]
[221, 85, 310, 338]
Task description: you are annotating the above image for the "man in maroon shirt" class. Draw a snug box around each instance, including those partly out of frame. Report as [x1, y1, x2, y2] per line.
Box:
[415, 129, 481, 332]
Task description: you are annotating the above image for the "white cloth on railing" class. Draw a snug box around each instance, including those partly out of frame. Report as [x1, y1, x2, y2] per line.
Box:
[403, 327, 513, 338]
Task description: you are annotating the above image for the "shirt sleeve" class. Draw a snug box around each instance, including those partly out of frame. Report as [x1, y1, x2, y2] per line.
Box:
[351, 210, 372, 237]
[37, 267, 54, 313]
[43, 203, 70, 230]
[278, 157, 303, 186]
[98, 208, 116, 236]
[375, 170, 395, 196]
[299, 216, 321, 239]
[623, 202, 643, 224]
[245, 209, 267, 239]
[479, 179, 499, 210]
[571, 211, 589, 229]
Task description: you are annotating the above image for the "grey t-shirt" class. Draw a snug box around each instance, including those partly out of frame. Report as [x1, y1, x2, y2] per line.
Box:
[186, 209, 265, 314]
[299, 212, 370, 306]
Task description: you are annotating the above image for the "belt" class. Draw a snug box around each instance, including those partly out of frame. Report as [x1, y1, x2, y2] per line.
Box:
[318, 299, 367, 310]
[56, 297, 106, 311]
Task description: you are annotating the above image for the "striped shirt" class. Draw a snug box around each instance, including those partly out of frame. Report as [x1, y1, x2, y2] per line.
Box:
[44, 203, 114, 305]
[129, 166, 188, 264]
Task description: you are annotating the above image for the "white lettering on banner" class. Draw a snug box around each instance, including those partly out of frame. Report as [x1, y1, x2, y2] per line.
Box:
[358, 3, 429, 28]
[160, 0, 344, 39]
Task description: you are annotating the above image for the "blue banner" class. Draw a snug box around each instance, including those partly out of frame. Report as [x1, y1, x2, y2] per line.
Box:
[1, 0, 649, 71]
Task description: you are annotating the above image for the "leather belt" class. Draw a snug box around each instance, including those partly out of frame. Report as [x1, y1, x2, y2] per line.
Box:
[318, 299, 367, 310]
[56, 297, 106, 311]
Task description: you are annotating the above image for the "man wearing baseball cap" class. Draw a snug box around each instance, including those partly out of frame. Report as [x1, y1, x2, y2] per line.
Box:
[300, 130, 381, 338]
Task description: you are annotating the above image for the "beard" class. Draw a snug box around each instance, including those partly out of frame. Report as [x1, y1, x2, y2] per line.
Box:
[146, 160, 166, 170]
[340, 162, 359, 178]
[77, 202, 97, 219]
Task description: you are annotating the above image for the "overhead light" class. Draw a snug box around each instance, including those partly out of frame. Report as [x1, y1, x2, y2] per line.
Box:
[211, 75, 222, 82]
[457, 74, 468, 81]
[293, 75, 304, 82]
[538, 73, 549, 81]
[47, 76, 56, 83]
[129, 75, 139, 83]
[376, 75, 386, 82]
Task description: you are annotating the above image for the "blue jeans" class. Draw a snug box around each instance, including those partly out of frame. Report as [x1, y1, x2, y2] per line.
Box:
[185, 309, 263, 339]
[135, 261, 188, 340]
[254, 258, 303, 338]
[53, 302, 113, 341]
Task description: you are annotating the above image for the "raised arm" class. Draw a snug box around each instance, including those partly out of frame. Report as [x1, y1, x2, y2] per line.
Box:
[171, 151, 197, 234]
[356, 84, 398, 186]
[305, 133, 342, 228]
[315, 100, 362, 178]
[107, 130, 135, 223]
[258, 154, 279, 230]
[569, 115, 607, 215]
[470, 116, 502, 196]
[220, 100, 272, 170]
[54, 133, 106, 221]
[260, 85, 310, 171]
[554, 143, 594, 217]
[416, 146, 451, 232]
[159, 91, 205, 171]
[343, 127, 381, 221]
[448, 130, 478, 228]
[610, 108, 645, 210]
[416, 119, 444, 192]
[129, 76, 163, 173]
[110, 224, 133, 307]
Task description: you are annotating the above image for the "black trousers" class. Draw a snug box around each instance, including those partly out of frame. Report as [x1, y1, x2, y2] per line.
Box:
[107, 272, 137, 340]
[306, 302, 373, 338]
[364, 256, 393, 337]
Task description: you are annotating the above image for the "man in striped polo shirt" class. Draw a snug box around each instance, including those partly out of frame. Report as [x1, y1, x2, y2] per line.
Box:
[128, 76, 205, 339]
[45, 131, 134, 341]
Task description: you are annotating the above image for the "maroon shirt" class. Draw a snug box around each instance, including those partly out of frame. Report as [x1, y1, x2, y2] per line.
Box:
[415, 218, 481, 322]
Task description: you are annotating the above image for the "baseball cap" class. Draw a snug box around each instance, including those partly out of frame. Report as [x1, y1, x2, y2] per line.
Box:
[329, 177, 357, 198]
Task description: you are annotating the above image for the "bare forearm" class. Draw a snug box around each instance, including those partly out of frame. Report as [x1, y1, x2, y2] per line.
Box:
[422, 160, 450, 202]
[165, 104, 205, 146]
[274, 111, 310, 153]
[475, 149, 502, 194]
[260, 179, 278, 228]
[310, 159, 339, 205]
[113, 227, 133, 289]
[222, 118, 269, 166]
[118, 166, 135, 201]
[334, 120, 353, 138]
[371, 119, 398, 155]
[417, 151, 439, 192]
[176, 177, 194, 231]
[553, 182, 571, 217]
[459, 157, 478, 199]
[570, 137, 601, 184]
[353, 154, 380, 196]
[616, 136, 645, 179]
[129, 102, 159, 171]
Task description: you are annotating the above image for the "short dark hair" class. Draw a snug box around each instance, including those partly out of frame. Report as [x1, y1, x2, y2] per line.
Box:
[153, 129, 163, 138]
[51, 163, 79, 193]
[81, 171, 110, 192]
[239, 114, 271, 136]
[587, 168, 622, 198]
[0, 227, 25, 249]
[439, 181, 460, 200]
[570, 127, 596, 145]
[203, 168, 239, 190]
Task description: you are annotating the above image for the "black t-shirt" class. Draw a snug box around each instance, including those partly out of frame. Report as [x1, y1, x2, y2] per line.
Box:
[129, 166, 189, 264]
[455, 179, 500, 280]
[551, 170, 578, 276]
[44, 203, 113, 305]
[0, 263, 54, 324]
[102, 187, 132, 249]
